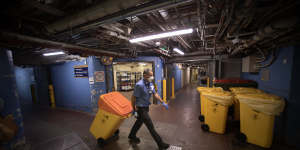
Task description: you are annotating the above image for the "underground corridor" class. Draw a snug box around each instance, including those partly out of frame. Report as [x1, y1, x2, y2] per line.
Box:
[1, 0, 300, 150]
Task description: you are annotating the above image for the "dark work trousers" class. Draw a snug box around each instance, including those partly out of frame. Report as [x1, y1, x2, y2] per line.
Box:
[129, 107, 163, 146]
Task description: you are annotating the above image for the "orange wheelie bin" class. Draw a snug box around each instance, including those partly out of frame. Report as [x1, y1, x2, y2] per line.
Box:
[90, 92, 133, 147]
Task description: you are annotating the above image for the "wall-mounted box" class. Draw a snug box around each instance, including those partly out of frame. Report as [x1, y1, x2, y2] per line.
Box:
[242, 56, 259, 73]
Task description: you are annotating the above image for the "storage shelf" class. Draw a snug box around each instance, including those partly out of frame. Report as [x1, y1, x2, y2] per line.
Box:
[117, 71, 142, 91]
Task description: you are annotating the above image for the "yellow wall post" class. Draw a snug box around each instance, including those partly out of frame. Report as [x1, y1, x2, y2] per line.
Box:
[171, 78, 175, 99]
[207, 77, 210, 87]
[48, 84, 56, 108]
[163, 79, 167, 103]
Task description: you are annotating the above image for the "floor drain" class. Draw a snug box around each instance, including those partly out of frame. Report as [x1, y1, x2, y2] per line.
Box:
[167, 145, 182, 150]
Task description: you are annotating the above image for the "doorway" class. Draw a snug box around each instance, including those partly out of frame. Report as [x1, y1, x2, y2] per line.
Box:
[112, 62, 153, 99]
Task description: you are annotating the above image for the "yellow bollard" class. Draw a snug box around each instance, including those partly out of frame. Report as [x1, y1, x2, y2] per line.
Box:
[163, 79, 167, 103]
[207, 77, 210, 87]
[48, 84, 56, 108]
[171, 78, 175, 99]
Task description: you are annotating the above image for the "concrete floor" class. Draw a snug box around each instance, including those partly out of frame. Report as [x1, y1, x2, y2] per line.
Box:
[22, 85, 296, 150]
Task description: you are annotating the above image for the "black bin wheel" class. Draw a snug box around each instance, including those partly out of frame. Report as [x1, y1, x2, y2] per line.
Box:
[232, 132, 247, 146]
[97, 138, 106, 147]
[201, 124, 209, 132]
[236, 132, 247, 143]
[198, 115, 205, 122]
[114, 129, 120, 136]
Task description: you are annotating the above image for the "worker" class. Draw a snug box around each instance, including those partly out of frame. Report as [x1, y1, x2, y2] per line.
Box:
[128, 69, 170, 150]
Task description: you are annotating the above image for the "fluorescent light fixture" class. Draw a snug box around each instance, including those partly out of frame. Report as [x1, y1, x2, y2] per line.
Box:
[130, 28, 193, 43]
[139, 63, 146, 66]
[173, 48, 184, 55]
[43, 51, 65, 56]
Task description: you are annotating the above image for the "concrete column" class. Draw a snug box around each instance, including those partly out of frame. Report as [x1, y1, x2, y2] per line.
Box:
[87, 56, 108, 113]
[0, 50, 25, 149]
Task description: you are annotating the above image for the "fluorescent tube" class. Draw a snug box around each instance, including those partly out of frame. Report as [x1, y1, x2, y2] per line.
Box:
[173, 48, 184, 55]
[43, 51, 65, 56]
[130, 28, 193, 43]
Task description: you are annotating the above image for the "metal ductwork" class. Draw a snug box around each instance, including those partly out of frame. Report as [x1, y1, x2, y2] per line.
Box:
[46, 0, 142, 33]
[231, 16, 298, 55]
[167, 55, 215, 63]
[0, 31, 126, 57]
[46, 0, 192, 34]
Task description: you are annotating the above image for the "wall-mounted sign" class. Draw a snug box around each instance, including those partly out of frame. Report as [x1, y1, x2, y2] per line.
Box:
[94, 71, 105, 82]
[89, 76, 94, 84]
[74, 65, 88, 78]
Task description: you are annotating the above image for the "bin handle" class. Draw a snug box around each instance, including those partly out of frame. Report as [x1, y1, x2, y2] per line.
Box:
[253, 114, 258, 120]
[252, 109, 260, 113]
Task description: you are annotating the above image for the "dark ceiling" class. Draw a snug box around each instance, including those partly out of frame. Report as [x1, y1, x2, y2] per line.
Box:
[0, 0, 299, 65]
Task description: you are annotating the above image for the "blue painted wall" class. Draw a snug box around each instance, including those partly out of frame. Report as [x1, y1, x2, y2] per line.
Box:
[0, 50, 25, 149]
[167, 64, 182, 91]
[33, 66, 50, 106]
[50, 60, 92, 113]
[15, 67, 34, 105]
[115, 56, 164, 97]
[175, 65, 182, 91]
[285, 46, 300, 148]
[242, 47, 294, 98]
[241, 46, 300, 147]
[87, 56, 108, 113]
[14, 66, 50, 106]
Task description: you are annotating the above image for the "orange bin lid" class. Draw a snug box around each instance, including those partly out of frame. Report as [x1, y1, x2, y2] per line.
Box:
[98, 92, 133, 117]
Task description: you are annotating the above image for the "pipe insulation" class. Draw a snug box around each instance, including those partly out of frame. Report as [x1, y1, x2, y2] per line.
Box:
[46, 0, 191, 34]
[231, 16, 298, 55]
[0, 31, 126, 57]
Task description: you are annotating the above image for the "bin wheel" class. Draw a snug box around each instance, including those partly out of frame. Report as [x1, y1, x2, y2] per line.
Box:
[235, 132, 247, 143]
[97, 138, 106, 147]
[114, 129, 120, 136]
[201, 124, 209, 132]
[198, 115, 205, 122]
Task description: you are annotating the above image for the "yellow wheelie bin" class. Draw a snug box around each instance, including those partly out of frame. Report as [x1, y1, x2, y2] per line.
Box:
[201, 91, 233, 134]
[230, 87, 263, 121]
[197, 87, 223, 122]
[235, 93, 285, 148]
[90, 92, 133, 147]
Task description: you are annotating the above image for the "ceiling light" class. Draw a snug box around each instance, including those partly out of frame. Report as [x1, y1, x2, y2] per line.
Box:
[173, 48, 184, 55]
[130, 28, 193, 43]
[43, 51, 65, 56]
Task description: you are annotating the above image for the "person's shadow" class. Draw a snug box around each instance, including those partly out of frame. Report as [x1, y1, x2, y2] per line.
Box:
[129, 142, 140, 150]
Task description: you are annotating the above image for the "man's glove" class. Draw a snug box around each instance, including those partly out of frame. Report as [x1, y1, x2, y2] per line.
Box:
[162, 102, 169, 110]
[131, 111, 138, 118]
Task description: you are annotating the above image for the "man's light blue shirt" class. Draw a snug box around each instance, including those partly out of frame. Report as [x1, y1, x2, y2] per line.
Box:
[133, 79, 156, 107]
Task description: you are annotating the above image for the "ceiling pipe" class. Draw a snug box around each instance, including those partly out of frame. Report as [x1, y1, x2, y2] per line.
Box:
[231, 17, 298, 55]
[227, 0, 253, 35]
[0, 31, 126, 57]
[46, 0, 142, 33]
[47, 0, 191, 34]
[99, 25, 169, 57]
[147, 13, 192, 51]
[166, 55, 216, 63]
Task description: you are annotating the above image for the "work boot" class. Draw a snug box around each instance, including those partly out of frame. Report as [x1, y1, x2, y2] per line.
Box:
[158, 142, 170, 150]
[128, 136, 141, 144]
